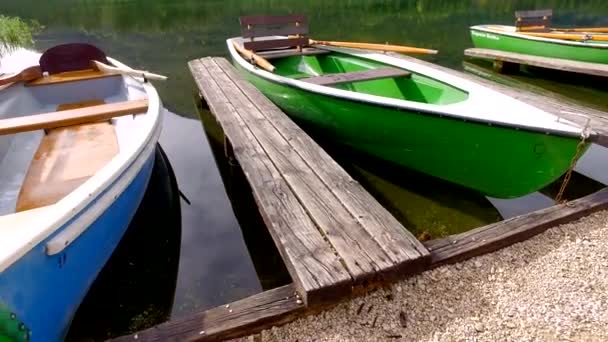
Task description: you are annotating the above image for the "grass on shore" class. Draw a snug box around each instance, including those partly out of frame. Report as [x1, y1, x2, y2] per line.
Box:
[0, 15, 39, 57]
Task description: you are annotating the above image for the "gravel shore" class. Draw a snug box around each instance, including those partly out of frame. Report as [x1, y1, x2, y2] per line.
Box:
[240, 210, 608, 342]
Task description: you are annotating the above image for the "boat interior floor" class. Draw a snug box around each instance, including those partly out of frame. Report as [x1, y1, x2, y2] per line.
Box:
[263, 52, 468, 105]
[0, 99, 119, 215]
[16, 120, 118, 212]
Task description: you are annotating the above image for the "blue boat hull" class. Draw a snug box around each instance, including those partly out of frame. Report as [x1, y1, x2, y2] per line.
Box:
[0, 150, 155, 342]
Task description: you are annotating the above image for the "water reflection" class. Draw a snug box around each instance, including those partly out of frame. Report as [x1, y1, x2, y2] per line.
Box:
[159, 109, 263, 317]
[66, 145, 181, 340]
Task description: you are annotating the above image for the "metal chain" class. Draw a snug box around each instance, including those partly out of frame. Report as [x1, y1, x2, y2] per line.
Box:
[555, 119, 591, 204]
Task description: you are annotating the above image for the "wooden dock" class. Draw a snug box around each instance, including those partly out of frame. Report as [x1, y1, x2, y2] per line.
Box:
[111, 52, 608, 342]
[464, 48, 608, 77]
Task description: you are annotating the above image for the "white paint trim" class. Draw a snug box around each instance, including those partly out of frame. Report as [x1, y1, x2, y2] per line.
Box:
[471, 25, 608, 49]
[0, 60, 163, 273]
[226, 37, 584, 137]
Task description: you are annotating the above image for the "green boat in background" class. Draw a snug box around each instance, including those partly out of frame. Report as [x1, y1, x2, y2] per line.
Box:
[227, 14, 592, 199]
[470, 25, 608, 64]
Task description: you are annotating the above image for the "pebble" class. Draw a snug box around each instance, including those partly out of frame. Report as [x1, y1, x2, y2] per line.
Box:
[232, 211, 608, 342]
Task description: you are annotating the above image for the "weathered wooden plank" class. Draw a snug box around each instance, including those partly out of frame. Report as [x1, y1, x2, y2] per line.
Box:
[464, 48, 608, 78]
[188, 59, 350, 305]
[515, 9, 553, 19]
[239, 14, 308, 26]
[205, 58, 396, 280]
[110, 284, 305, 342]
[257, 47, 330, 60]
[240, 23, 308, 39]
[424, 187, 608, 266]
[301, 67, 412, 86]
[244, 38, 309, 52]
[214, 58, 430, 271]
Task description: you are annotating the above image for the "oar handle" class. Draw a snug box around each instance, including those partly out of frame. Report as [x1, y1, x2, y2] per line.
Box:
[552, 27, 608, 33]
[232, 42, 276, 72]
[521, 31, 608, 41]
[92, 60, 168, 81]
[309, 39, 438, 55]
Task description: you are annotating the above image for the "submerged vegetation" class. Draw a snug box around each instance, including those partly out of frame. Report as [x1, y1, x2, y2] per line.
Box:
[0, 15, 38, 56]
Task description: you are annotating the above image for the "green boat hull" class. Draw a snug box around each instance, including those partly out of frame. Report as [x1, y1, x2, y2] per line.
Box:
[470, 27, 608, 64]
[231, 53, 586, 199]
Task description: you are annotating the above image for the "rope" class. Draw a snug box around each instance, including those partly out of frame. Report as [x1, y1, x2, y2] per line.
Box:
[555, 119, 591, 203]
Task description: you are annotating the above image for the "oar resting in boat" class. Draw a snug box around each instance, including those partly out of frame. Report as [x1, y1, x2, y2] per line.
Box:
[0, 43, 163, 342]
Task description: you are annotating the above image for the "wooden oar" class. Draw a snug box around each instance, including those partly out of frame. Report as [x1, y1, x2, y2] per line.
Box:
[520, 31, 608, 41]
[92, 60, 168, 81]
[309, 39, 438, 55]
[551, 27, 608, 33]
[232, 42, 276, 72]
[0, 66, 42, 86]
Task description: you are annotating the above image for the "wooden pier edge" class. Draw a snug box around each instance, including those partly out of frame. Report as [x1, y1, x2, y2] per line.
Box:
[464, 47, 608, 77]
[424, 187, 608, 266]
[110, 284, 305, 342]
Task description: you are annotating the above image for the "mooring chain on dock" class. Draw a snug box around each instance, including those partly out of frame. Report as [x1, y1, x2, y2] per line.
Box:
[555, 119, 591, 204]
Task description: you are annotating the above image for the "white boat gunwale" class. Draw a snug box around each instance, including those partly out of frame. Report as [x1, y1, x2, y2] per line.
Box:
[227, 37, 587, 139]
[470, 25, 608, 49]
[0, 57, 163, 273]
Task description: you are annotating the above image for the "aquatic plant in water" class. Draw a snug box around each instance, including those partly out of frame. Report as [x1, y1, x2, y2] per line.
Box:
[0, 15, 38, 57]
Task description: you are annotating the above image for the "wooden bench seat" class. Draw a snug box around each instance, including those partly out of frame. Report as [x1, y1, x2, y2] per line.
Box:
[257, 47, 330, 60]
[515, 9, 552, 32]
[26, 69, 120, 87]
[301, 67, 411, 86]
[0, 99, 148, 136]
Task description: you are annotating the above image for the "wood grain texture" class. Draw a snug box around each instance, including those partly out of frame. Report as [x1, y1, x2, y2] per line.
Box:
[16, 121, 118, 211]
[26, 69, 120, 86]
[214, 58, 429, 274]
[424, 187, 608, 266]
[301, 67, 412, 86]
[189, 59, 351, 305]
[110, 284, 305, 342]
[244, 38, 310, 52]
[206, 59, 394, 278]
[515, 9, 553, 19]
[386, 51, 608, 147]
[239, 14, 308, 26]
[240, 23, 308, 39]
[257, 47, 330, 60]
[0, 99, 148, 135]
[464, 48, 608, 77]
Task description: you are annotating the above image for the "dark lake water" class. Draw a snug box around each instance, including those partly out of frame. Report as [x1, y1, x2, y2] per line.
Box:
[2, 0, 608, 339]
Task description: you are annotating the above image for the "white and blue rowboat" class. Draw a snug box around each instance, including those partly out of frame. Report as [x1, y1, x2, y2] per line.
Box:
[0, 44, 165, 341]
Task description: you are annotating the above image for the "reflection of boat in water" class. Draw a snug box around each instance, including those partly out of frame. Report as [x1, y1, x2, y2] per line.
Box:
[0, 44, 163, 342]
[197, 104, 291, 291]
[312, 143, 502, 240]
[66, 144, 182, 340]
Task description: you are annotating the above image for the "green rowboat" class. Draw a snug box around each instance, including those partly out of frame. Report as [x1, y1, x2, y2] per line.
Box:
[470, 25, 608, 64]
[227, 37, 591, 198]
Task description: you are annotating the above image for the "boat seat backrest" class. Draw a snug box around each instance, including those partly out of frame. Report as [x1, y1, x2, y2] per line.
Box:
[239, 15, 310, 52]
[301, 67, 412, 86]
[515, 9, 552, 32]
